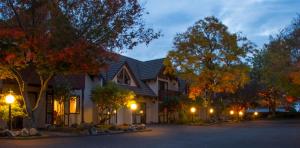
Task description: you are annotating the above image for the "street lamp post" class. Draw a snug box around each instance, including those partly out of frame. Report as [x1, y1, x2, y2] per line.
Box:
[130, 103, 137, 124]
[238, 111, 244, 121]
[5, 91, 15, 130]
[190, 107, 196, 122]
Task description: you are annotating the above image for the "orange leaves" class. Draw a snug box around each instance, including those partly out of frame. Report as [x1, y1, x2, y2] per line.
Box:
[289, 71, 300, 85]
[0, 27, 25, 40]
[286, 96, 295, 103]
[188, 86, 203, 100]
[4, 53, 16, 62]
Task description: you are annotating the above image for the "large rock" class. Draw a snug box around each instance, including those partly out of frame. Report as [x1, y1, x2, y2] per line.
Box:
[13, 131, 21, 137]
[88, 127, 97, 135]
[29, 128, 39, 136]
[20, 128, 30, 137]
[0, 129, 15, 137]
[136, 124, 146, 130]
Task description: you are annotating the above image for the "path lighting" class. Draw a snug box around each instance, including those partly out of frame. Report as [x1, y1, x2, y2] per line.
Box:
[5, 91, 15, 130]
[130, 103, 137, 111]
[190, 107, 196, 113]
[139, 110, 144, 114]
[130, 103, 137, 124]
[230, 110, 234, 115]
[209, 108, 214, 114]
[238, 111, 244, 116]
[113, 110, 117, 114]
[254, 112, 258, 116]
[190, 107, 196, 122]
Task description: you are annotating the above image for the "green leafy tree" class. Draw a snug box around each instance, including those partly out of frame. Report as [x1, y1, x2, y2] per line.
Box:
[252, 15, 300, 115]
[91, 82, 135, 124]
[0, 94, 26, 121]
[164, 16, 253, 116]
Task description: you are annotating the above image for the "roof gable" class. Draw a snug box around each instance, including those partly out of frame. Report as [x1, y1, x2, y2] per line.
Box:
[100, 55, 166, 97]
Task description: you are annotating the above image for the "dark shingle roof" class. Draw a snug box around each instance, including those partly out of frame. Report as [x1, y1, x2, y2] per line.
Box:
[101, 55, 165, 97]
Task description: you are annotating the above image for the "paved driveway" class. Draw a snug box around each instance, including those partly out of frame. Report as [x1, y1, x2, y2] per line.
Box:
[0, 120, 300, 148]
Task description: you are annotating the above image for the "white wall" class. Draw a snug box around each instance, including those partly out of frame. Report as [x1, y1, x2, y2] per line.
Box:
[146, 79, 158, 95]
[83, 75, 102, 124]
[145, 99, 159, 123]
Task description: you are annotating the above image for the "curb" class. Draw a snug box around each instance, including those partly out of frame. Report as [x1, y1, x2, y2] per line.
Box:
[0, 129, 152, 140]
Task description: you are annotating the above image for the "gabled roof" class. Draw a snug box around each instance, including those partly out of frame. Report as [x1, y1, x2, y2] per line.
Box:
[101, 55, 165, 97]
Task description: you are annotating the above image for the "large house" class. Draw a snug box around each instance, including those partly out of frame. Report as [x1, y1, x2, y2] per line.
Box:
[0, 55, 186, 128]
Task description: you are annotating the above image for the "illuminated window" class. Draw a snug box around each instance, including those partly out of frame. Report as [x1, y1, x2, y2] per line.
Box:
[69, 96, 80, 114]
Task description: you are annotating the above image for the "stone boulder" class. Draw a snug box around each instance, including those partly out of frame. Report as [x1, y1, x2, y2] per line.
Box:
[0, 129, 15, 137]
[128, 125, 136, 131]
[13, 131, 21, 137]
[20, 128, 30, 137]
[29, 128, 39, 136]
[88, 127, 97, 135]
[136, 124, 146, 130]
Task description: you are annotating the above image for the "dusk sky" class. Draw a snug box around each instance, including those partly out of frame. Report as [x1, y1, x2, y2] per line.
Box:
[124, 0, 300, 61]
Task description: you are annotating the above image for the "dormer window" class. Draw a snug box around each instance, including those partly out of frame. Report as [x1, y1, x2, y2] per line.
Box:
[117, 69, 131, 85]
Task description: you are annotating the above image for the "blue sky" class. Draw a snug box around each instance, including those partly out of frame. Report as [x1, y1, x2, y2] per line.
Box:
[124, 0, 300, 61]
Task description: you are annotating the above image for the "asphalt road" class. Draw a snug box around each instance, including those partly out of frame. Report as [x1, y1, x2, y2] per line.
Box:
[0, 120, 300, 148]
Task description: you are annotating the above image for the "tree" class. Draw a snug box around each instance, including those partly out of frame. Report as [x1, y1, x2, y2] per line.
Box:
[0, 27, 30, 116]
[90, 82, 135, 124]
[0, 93, 26, 121]
[164, 16, 253, 116]
[0, 0, 160, 125]
[251, 15, 300, 114]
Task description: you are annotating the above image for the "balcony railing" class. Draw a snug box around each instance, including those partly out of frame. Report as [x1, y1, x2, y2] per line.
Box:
[158, 90, 181, 101]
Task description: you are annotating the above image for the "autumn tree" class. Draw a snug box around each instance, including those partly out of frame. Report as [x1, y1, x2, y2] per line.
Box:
[252, 15, 300, 114]
[91, 82, 135, 124]
[164, 16, 254, 116]
[0, 0, 160, 125]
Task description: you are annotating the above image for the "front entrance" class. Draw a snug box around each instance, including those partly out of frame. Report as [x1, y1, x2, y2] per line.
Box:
[134, 102, 146, 124]
[46, 94, 81, 126]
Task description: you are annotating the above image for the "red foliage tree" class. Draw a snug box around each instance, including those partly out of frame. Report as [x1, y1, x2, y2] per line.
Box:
[0, 0, 159, 125]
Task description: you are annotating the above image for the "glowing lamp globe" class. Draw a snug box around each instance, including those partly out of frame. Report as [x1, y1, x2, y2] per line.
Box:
[190, 107, 196, 113]
[230, 110, 234, 115]
[209, 108, 214, 114]
[239, 111, 244, 116]
[130, 103, 137, 111]
[140, 110, 144, 114]
[5, 94, 15, 104]
[254, 112, 258, 116]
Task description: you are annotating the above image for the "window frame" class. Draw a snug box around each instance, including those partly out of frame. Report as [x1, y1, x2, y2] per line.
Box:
[69, 95, 80, 114]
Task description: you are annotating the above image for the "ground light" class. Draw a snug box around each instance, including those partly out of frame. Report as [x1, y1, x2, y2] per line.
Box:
[190, 107, 196, 121]
[5, 91, 15, 130]
[190, 107, 196, 113]
[230, 110, 234, 115]
[139, 110, 144, 114]
[239, 111, 244, 116]
[209, 108, 214, 114]
[130, 103, 137, 124]
[254, 112, 258, 116]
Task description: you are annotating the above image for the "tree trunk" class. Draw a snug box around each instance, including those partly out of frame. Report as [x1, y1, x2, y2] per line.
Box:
[32, 73, 54, 111]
